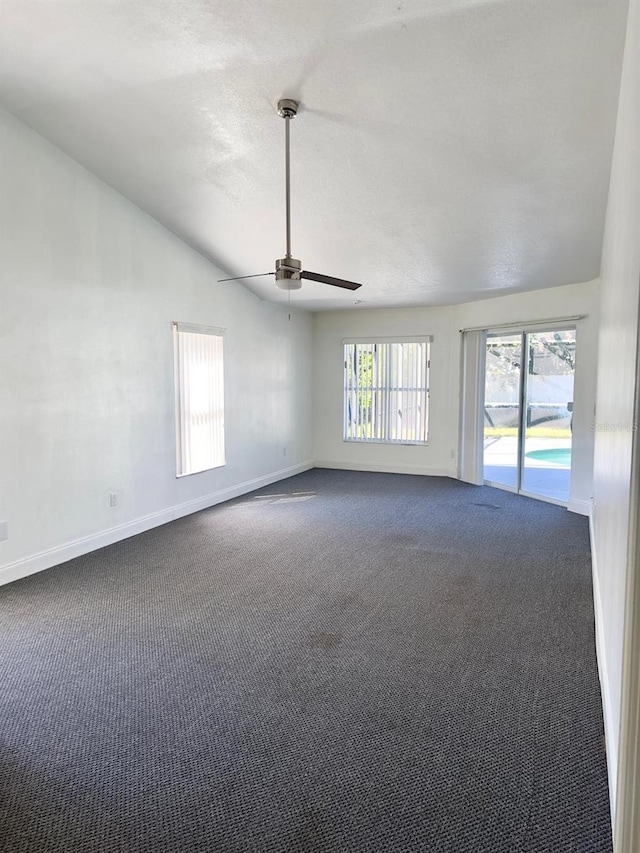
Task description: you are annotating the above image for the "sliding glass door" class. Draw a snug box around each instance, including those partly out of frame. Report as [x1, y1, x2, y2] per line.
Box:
[483, 328, 576, 504]
[521, 331, 575, 501]
[483, 334, 522, 490]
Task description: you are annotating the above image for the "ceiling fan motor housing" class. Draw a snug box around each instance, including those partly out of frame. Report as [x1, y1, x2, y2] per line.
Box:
[275, 257, 302, 290]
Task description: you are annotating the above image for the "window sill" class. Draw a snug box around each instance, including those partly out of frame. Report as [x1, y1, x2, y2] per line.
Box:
[176, 462, 226, 478]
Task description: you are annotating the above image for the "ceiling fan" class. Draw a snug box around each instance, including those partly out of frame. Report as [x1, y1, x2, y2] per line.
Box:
[218, 99, 363, 292]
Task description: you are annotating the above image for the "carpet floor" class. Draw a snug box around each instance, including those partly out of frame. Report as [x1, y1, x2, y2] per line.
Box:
[0, 470, 611, 852]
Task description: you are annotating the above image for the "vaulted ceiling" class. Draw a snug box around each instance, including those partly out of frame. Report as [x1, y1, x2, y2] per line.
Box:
[0, 0, 629, 310]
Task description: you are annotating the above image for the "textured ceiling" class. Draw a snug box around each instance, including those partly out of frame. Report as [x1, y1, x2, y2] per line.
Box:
[0, 0, 629, 310]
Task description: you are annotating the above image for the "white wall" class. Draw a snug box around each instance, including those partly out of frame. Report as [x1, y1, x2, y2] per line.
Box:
[313, 281, 599, 510]
[0, 110, 313, 584]
[591, 0, 640, 820]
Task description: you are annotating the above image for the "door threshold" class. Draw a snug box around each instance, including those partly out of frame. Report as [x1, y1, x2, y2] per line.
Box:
[484, 479, 518, 494]
[484, 480, 568, 508]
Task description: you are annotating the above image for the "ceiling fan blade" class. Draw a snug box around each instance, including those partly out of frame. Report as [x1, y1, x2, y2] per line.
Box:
[301, 270, 363, 291]
[218, 272, 274, 282]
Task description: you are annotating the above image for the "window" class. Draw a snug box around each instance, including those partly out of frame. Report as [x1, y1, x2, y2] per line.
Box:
[173, 322, 225, 476]
[343, 338, 431, 444]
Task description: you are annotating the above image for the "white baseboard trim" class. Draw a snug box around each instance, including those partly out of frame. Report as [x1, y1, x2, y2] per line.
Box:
[568, 498, 593, 516]
[0, 460, 314, 588]
[314, 460, 455, 478]
[589, 510, 618, 824]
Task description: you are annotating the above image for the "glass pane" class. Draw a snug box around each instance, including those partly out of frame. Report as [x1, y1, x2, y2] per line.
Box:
[175, 330, 225, 476]
[343, 342, 429, 444]
[483, 334, 522, 489]
[521, 330, 575, 502]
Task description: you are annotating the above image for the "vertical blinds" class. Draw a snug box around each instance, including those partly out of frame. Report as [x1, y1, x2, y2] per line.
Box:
[343, 339, 431, 443]
[173, 323, 225, 476]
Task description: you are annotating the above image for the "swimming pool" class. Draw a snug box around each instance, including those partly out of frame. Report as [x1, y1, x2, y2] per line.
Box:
[525, 448, 572, 467]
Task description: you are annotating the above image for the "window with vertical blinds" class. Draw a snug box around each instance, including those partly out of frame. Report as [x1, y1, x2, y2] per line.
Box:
[343, 338, 431, 444]
[173, 322, 225, 476]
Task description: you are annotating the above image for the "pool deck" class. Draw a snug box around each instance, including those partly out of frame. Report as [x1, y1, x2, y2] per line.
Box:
[483, 437, 572, 502]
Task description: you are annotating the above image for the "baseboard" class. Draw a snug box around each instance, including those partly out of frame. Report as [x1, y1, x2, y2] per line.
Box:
[589, 510, 618, 824]
[0, 460, 314, 588]
[314, 460, 455, 478]
[568, 497, 593, 516]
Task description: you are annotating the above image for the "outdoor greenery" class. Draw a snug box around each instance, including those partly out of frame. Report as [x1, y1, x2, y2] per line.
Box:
[487, 331, 576, 377]
[345, 342, 429, 443]
[484, 426, 571, 438]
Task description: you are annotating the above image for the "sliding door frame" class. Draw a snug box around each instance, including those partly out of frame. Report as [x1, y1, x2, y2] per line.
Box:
[483, 330, 523, 496]
[482, 322, 578, 508]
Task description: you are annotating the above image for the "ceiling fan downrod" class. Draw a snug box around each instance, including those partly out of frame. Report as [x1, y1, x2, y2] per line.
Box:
[218, 98, 362, 293]
[276, 98, 302, 290]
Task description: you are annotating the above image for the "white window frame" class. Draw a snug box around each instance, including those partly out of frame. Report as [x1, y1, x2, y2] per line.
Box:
[173, 322, 225, 477]
[343, 336, 432, 445]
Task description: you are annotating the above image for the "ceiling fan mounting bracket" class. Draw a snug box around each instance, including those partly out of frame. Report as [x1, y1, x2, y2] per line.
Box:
[277, 98, 298, 119]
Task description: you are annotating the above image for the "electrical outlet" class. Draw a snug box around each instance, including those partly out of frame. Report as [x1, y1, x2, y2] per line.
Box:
[109, 492, 118, 508]
[283, 447, 287, 456]
[0, 521, 7, 541]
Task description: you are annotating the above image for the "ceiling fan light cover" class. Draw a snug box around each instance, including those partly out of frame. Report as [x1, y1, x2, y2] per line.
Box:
[275, 275, 302, 291]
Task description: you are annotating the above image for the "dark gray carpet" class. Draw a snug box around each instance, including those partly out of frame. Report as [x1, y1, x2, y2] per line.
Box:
[0, 470, 611, 852]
